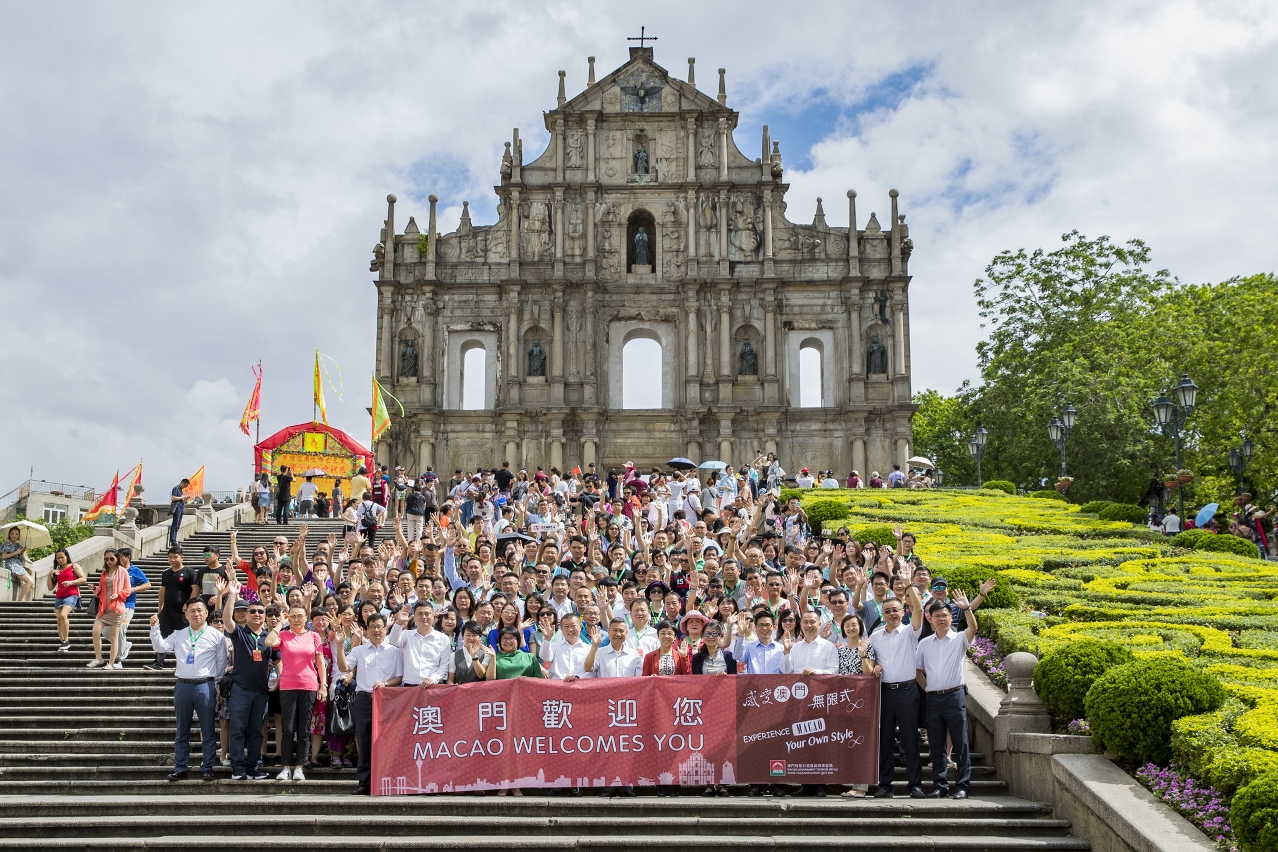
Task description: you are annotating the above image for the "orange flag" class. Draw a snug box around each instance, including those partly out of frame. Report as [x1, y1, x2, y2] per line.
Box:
[182, 466, 205, 501]
[82, 471, 120, 523]
[240, 362, 262, 436]
[120, 461, 143, 512]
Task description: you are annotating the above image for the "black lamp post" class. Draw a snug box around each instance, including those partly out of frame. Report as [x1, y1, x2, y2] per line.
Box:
[1228, 435, 1255, 496]
[934, 466, 944, 487]
[967, 426, 989, 487]
[1151, 374, 1198, 522]
[1047, 402, 1078, 478]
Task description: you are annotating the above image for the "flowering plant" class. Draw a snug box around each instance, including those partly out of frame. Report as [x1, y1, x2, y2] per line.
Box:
[968, 636, 1008, 690]
[1135, 763, 1236, 851]
[1067, 718, 1090, 735]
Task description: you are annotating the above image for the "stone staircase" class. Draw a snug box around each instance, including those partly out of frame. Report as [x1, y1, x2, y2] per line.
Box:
[0, 517, 1091, 851]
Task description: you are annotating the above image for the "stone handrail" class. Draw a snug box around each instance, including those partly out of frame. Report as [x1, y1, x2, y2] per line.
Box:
[5, 502, 252, 602]
[966, 651, 1216, 852]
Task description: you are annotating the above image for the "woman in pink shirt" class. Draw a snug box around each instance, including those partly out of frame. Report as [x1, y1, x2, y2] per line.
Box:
[267, 605, 327, 781]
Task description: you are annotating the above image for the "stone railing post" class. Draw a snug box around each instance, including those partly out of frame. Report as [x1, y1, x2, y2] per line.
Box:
[994, 652, 1051, 753]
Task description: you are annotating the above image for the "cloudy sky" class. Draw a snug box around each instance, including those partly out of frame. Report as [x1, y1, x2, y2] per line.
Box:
[1, 1, 1275, 493]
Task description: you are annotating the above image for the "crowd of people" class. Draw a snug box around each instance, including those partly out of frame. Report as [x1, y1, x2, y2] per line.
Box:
[1147, 498, 1275, 558]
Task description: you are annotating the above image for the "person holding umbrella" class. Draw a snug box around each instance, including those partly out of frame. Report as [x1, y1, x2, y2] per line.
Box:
[1, 524, 37, 602]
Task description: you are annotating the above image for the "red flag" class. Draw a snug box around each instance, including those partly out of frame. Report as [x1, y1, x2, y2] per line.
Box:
[82, 471, 120, 523]
[240, 362, 262, 436]
[571, 465, 581, 476]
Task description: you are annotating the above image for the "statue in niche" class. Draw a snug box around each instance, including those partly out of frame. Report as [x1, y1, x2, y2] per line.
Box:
[565, 129, 584, 168]
[633, 227, 651, 266]
[635, 144, 649, 175]
[866, 335, 888, 375]
[738, 340, 758, 376]
[528, 340, 547, 377]
[399, 338, 418, 379]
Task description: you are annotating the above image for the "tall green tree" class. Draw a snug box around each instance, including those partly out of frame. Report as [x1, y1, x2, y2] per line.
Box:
[911, 387, 975, 485]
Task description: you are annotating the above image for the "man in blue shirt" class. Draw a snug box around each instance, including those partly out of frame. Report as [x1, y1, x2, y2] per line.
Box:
[741, 609, 787, 798]
[886, 465, 907, 488]
[169, 478, 190, 547]
[114, 547, 151, 666]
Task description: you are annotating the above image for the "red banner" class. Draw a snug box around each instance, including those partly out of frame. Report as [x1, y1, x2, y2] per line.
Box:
[372, 675, 879, 796]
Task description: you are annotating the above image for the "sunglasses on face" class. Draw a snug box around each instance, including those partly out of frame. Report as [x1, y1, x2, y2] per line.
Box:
[247, 609, 266, 615]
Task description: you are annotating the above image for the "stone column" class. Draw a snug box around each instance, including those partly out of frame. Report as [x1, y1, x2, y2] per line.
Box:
[505, 284, 521, 406]
[581, 428, 597, 467]
[508, 189, 521, 279]
[555, 116, 565, 183]
[894, 300, 906, 376]
[683, 290, 699, 406]
[718, 416, 733, 463]
[685, 188, 698, 278]
[994, 653, 1051, 754]
[762, 285, 778, 405]
[425, 194, 438, 280]
[586, 118, 596, 183]
[421, 285, 437, 406]
[717, 284, 733, 405]
[848, 285, 863, 403]
[897, 437, 910, 472]
[551, 286, 565, 404]
[553, 186, 565, 278]
[377, 285, 394, 382]
[889, 189, 902, 276]
[717, 187, 729, 277]
[584, 282, 598, 404]
[718, 118, 728, 181]
[853, 436, 866, 475]
[584, 188, 596, 279]
[418, 423, 435, 472]
[685, 116, 697, 181]
[550, 419, 564, 471]
[383, 194, 396, 282]
[762, 188, 775, 277]
[847, 190, 860, 277]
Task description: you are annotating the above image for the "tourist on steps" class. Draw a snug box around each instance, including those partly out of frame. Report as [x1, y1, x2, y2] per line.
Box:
[218, 576, 276, 781]
[114, 547, 149, 666]
[48, 548, 85, 652]
[916, 588, 979, 799]
[149, 596, 228, 781]
[267, 602, 327, 782]
[145, 546, 195, 671]
[86, 548, 130, 669]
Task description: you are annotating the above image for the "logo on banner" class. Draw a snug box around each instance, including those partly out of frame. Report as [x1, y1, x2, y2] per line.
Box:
[772, 685, 791, 703]
[769, 760, 787, 776]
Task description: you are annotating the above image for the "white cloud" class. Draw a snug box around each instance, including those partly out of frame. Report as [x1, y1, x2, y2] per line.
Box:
[1, 1, 1274, 489]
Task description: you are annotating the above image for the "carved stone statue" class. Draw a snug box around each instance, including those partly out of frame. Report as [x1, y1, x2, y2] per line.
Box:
[565, 129, 584, 168]
[399, 338, 418, 379]
[738, 340, 758, 376]
[633, 227, 651, 266]
[635, 144, 649, 175]
[866, 335, 888, 375]
[528, 339, 547, 377]
[697, 129, 717, 168]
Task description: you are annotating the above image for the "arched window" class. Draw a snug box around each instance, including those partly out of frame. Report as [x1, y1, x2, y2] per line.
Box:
[461, 344, 487, 410]
[798, 339, 824, 408]
[622, 334, 662, 409]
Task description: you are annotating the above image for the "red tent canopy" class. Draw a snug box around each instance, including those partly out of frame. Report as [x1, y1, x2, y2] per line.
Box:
[254, 422, 374, 486]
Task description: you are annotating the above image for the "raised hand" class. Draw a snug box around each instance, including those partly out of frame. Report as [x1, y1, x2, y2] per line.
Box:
[893, 523, 904, 540]
[396, 607, 411, 626]
[953, 588, 971, 609]
[857, 637, 870, 657]
[978, 577, 997, 596]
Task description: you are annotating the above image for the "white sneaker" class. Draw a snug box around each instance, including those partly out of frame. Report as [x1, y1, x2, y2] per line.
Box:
[292, 767, 305, 782]
[276, 768, 291, 781]
[112, 662, 123, 670]
[119, 640, 133, 661]
[86, 659, 105, 668]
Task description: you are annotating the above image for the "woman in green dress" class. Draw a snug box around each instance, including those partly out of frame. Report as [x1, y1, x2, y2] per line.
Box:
[486, 626, 544, 798]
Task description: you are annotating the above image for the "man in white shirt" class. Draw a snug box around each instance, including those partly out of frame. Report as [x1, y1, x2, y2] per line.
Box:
[584, 618, 642, 678]
[148, 598, 229, 781]
[866, 585, 925, 798]
[795, 468, 815, 489]
[625, 597, 659, 653]
[915, 589, 977, 799]
[1161, 512, 1181, 534]
[540, 613, 592, 680]
[781, 611, 837, 675]
[296, 477, 319, 518]
[335, 612, 403, 795]
[389, 602, 451, 687]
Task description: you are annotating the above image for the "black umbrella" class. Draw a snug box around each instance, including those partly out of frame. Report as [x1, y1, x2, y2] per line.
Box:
[496, 532, 536, 555]
[668, 457, 696, 470]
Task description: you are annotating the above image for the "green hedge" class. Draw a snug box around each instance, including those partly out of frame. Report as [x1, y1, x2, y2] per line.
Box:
[1084, 656, 1226, 764]
[1034, 639, 1134, 721]
[1079, 501, 1113, 515]
[1030, 490, 1068, 501]
[806, 499, 851, 531]
[846, 523, 898, 548]
[1233, 769, 1278, 852]
[1097, 503, 1147, 524]
[1171, 529, 1215, 549]
[1171, 528, 1261, 559]
[1172, 700, 1278, 795]
[982, 480, 1016, 495]
[778, 487, 802, 504]
[936, 565, 1019, 609]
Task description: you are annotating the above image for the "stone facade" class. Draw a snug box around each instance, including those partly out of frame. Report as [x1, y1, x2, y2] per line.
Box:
[370, 48, 916, 476]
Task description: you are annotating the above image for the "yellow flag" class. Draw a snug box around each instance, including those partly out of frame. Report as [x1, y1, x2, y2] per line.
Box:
[371, 375, 403, 444]
[313, 350, 327, 425]
[182, 466, 205, 501]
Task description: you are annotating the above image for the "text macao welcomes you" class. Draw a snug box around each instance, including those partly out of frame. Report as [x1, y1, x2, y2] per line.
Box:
[372, 675, 880, 795]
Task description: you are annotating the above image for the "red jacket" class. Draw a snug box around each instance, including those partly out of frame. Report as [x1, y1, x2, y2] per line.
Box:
[642, 648, 692, 676]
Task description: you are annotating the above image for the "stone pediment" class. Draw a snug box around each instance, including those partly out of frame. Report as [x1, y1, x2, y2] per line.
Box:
[560, 50, 727, 117]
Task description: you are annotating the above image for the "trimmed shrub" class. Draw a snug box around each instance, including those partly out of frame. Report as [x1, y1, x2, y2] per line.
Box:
[806, 499, 851, 531]
[1034, 639, 1134, 722]
[982, 480, 1016, 495]
[1172, 529, 1216, 549]
[1097, 502, 1147, 524]
[1084, 656, 1226, 764]
[847, 523, 898, 548]
[1199, 534, 1261, 559]
[1030, 490, 1068, 501]
[1233, 769, 1278, 852]
[939, 566, 1019, 610]
[1079, 500, 1114, 515]
[778, 487, 802, 504]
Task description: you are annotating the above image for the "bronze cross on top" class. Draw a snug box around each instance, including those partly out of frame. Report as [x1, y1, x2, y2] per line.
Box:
[628, 27, 657, 48]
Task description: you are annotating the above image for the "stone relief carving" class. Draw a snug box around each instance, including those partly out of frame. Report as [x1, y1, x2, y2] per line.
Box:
[595, 202, 621, 282]
[520, 200, 552, 262]
[565, 203, 584, 257]
[697, 128, 717, 168]
[728, 194, 761, 261]
[487, 224, 508, 262]
[697, 195, 718, 259]
[661, 199, 686, 281]
[618, 70, 663, 112]
[565, 129, 584, 169]
[566, 301, 583, 380]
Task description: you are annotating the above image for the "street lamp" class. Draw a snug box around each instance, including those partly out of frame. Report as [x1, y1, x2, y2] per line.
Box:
[1228, 435, 1256, 496]
[968, 426, 989, 487]
[934, 467, 944, 487]
[1149, 373, 1197, 523]
[1047, 401, 1077, 478]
